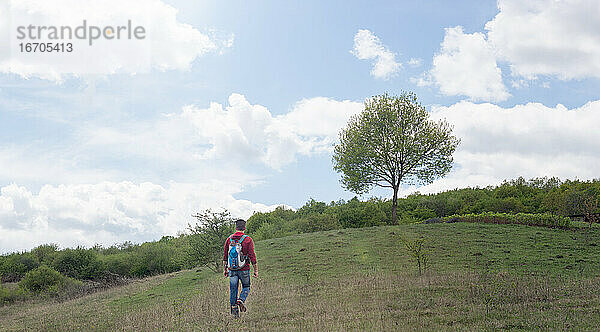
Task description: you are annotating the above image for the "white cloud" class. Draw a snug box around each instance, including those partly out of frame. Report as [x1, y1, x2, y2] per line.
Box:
[417, 0, 600, 99]
[486, 0, 600, 80]
[81, 94, 363, 170]
[274, 97, 365, 148]
[400, 100, 600, 196]
[423, 26, 509, 102]
[0, 181, 279, 253]
[351, 29, 401, 79]
[0, 93, 362, 184]
[419, 0, 600, 98]
[0, 0, 230, 81]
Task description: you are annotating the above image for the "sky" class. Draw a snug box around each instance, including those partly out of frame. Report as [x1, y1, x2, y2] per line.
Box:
[1, 0, 599, 253]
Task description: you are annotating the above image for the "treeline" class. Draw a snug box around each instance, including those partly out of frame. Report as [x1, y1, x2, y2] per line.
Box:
[0, 238, 191, 284]
[247, 177, 599, 240]
[0, 210, 232, 304]
[1, 177, 599, 303]
[0, 236, 195, 305]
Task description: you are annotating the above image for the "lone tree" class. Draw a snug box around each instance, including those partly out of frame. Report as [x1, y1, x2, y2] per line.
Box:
[332, 92, 460, 224]
[187, 209, 234, 272]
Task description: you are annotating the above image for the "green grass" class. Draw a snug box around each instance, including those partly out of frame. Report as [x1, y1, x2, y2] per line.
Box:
[109, 268, 212, 312]
[260, 222, 600, 279]
[1, 222, 599, 331]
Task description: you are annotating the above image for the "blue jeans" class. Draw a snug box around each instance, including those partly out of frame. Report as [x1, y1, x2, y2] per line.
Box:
[229, 269, 251, 307]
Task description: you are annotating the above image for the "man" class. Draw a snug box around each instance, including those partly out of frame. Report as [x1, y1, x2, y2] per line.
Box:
[223, 218, 258, 317]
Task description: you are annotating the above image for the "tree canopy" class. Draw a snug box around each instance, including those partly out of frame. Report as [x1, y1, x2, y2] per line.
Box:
[332, 92, 460, 223]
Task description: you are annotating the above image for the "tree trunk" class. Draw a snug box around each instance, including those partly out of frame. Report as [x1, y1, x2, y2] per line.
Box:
[392, 186, 399, 224]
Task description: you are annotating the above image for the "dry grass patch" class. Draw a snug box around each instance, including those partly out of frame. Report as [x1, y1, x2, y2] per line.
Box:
[102, 270, 600, 331]
[0, 271, 186, 331]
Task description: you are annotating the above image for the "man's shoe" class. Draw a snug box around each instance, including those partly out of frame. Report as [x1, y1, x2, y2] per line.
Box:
[236, 299, 247, 312]
[231, 305, 239, 318]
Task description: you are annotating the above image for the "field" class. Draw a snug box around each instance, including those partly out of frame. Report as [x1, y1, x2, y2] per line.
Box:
[1, 222, 599, 331]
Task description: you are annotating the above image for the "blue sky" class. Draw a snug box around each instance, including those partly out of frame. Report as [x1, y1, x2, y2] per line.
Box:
[1, 0, 599, 252]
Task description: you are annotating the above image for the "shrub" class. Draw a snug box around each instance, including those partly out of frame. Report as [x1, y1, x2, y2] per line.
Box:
[0, 281, 28, 305]
[247, 213, 284, 234]
[411, 207, 437, 221]
[247, 206, 297, 234]
[130, 243, 181, 277]
[252, 222, 278, 241]
[296, 198, 328, 217]
[0, 253, 39, 282]
[252, 219, 298, 241]
[18, 265, 84, 299]
[19, 265, 63, 293]
[31, 244, 59, 266]
[373, 199, 394, 224]
[490, 197, 526, 213]
[53, 248, 106, 280]
[186, 209, 234, 272]
[269, 206, 296, 221]
[334, 197, 387, 228]
[102, 253, 133, 277]
[397, 211, 419, 224]
[293, 213, 340, 233]
[400, 236, 429, 276]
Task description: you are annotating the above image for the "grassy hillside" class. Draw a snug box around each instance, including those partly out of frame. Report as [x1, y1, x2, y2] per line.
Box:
[1, 222, 599, 331]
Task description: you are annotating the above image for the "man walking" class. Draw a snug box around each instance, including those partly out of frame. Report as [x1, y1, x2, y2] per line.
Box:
[223, 218, 258, 317]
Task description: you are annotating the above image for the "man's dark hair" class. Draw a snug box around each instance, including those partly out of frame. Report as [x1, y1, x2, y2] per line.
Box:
[235, 219, 246, 231]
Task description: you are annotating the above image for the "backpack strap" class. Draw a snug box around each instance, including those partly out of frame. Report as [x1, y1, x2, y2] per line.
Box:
[230, 234, 248, 245]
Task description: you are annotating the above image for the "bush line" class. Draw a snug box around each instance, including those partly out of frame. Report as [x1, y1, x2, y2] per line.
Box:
[438, 212, 571, 228]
